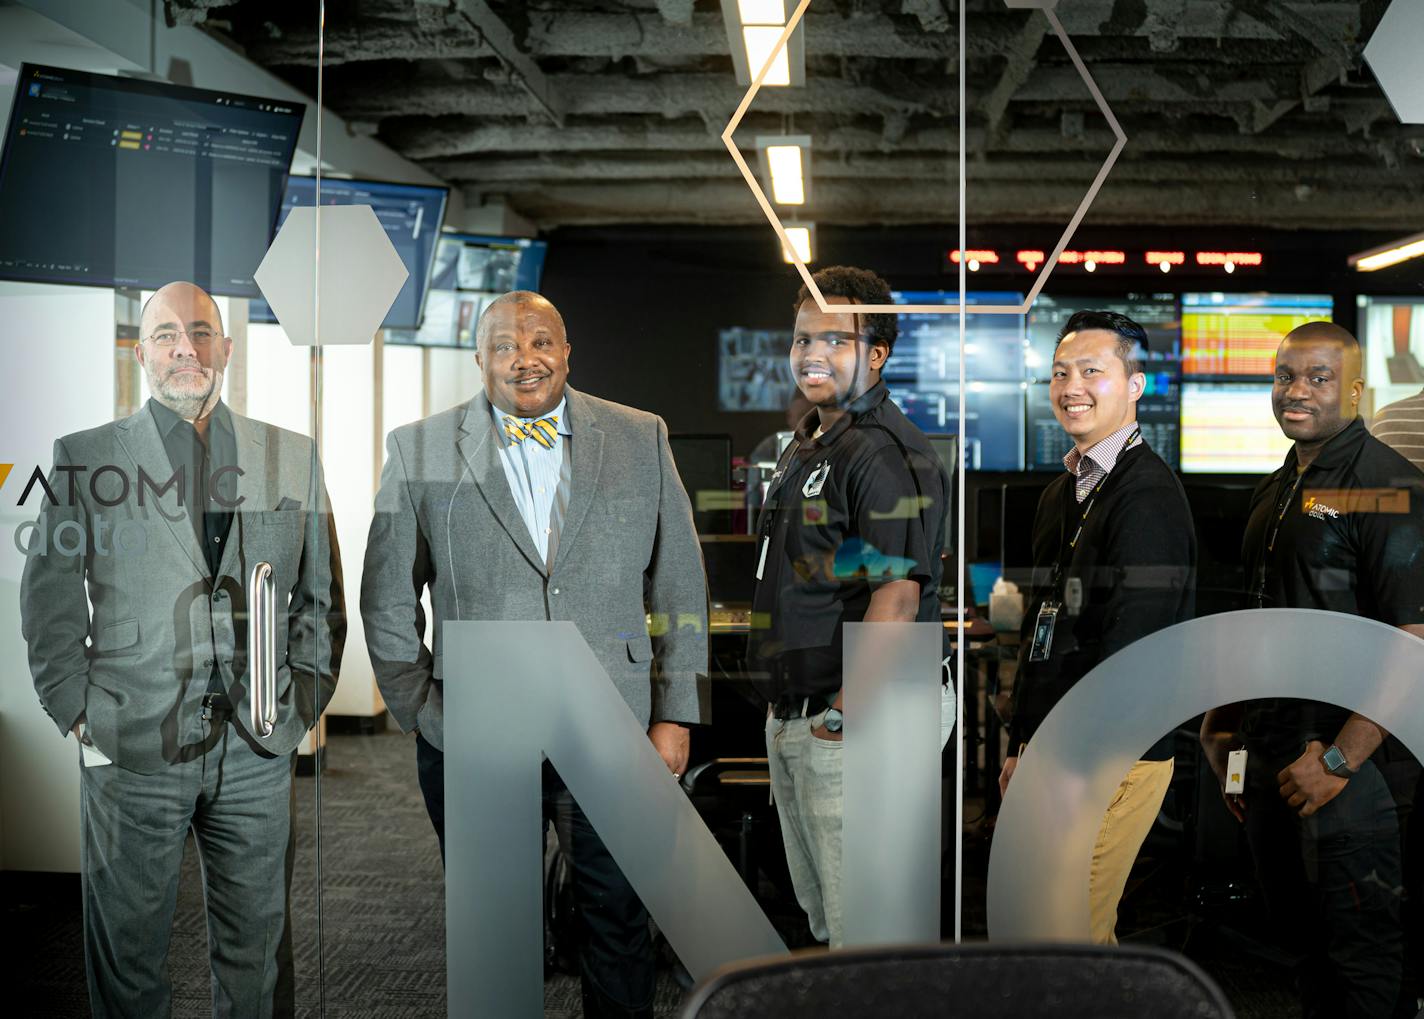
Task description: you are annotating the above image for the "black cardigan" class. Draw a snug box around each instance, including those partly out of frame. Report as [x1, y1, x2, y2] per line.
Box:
[1009, 443, 1197, 760]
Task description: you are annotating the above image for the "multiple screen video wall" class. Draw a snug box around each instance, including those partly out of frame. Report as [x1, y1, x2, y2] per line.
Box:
[0, 62, 546, 347]
[892, 290, 1335, 474]
[718, 291, 1422, 475]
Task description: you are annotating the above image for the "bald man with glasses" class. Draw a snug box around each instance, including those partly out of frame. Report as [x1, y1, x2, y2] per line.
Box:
[20, 281, 345, 1018]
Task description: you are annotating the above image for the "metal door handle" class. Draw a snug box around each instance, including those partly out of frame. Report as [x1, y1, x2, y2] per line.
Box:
[248, 562, 277, 738]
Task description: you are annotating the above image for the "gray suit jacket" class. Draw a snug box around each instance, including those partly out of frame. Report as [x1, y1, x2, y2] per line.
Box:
[360, 386, 708, 751]
[20, 405, 346, 773]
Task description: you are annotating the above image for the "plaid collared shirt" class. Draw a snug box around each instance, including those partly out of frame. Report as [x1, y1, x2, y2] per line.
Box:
[1062, 422, 1141, 503]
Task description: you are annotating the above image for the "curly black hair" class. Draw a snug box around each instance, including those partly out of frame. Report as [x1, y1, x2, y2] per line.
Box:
[794, 265, 898, 356]
[1056, 309, 1150, 376]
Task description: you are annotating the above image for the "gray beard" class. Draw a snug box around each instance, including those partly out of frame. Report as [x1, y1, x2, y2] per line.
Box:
[150, 368, 222, 421]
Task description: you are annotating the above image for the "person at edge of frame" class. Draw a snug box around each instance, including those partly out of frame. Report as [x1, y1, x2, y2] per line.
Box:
[1202, 321, 1424, 1019]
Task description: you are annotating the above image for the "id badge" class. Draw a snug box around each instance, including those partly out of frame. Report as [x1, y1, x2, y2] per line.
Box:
[1028, 601, 1060, 662]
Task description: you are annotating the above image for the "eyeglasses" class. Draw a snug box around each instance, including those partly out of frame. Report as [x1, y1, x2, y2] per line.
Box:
[146, 328, 217, 348]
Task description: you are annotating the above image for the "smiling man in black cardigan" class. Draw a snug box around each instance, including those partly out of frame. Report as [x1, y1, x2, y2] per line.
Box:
[999, 309, 1196, 944]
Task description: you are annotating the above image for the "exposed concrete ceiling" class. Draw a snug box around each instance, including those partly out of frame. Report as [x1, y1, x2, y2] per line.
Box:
[169, 0, 1423, 230]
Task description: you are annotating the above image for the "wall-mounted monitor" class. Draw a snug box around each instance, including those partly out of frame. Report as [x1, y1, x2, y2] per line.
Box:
[387, 233, 548, 347]
[1181, 292, 1333, 379]
[889, 291, 1027, 471]
[1358, 295, 1424, 417]
[0, 63, 303, 296]
[249, 175, 448, 330]
[1024, 293, 1182, 471]
[1179, 382, 1291, 474]
[717, 327, 796, 411]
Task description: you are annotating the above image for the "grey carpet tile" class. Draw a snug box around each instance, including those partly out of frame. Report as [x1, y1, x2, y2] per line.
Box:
[7, 727, 1306, 1017]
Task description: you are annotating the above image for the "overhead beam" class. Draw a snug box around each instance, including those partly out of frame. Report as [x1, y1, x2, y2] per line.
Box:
[453, 0, 565, 127]
[396, 118, 1424, 162]
[474, 178, 1424, 230]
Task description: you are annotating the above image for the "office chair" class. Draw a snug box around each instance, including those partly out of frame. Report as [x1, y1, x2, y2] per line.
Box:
[679, 941, 1235, 1018]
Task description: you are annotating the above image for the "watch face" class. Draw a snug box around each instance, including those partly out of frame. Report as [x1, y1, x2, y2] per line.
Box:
[1322, 746, 1349, 775]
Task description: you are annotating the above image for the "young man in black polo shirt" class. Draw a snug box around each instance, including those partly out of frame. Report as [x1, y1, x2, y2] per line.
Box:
[1202, 322, 1424, 1019]
[1001, 310, 1196, 944]
[749, 265, 949, 948]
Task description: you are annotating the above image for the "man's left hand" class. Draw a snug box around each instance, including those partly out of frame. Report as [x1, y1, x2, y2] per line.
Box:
[1277, 740, 1348, 817]
[648, 722, 690, 776]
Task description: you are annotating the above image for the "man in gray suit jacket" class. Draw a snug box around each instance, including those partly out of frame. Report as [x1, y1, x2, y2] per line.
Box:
[21, 282, 345, 1018]
[361, 291, 707, 1019]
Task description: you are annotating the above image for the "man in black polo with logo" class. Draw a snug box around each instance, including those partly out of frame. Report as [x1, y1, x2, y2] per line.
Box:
[749, 265, 949, 948]
[1201, 321, 1424, 1018]
[1000, 310, 1196, 944]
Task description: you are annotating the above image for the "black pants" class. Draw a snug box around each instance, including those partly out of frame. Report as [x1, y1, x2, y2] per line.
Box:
[1244, 752, 1406, 1019]
[415, 733, 655, 1019]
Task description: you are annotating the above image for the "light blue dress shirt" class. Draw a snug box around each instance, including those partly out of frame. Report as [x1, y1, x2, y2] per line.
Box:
[489, 396, 570, 566]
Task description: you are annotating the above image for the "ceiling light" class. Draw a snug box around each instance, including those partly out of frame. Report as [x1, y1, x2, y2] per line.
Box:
[1084, 260, 1097, 273]
[722, 0, 805, 87]
[757, 135, 810, 206]
[1350, 231, 1424, 272]
[1159, 261, 1171, 273]
[781, 223, 814, 264]
[1224, 261, 1235, 274]
[968, 259, 980, 272]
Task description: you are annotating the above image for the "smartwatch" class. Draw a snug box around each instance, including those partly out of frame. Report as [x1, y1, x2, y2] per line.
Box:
[823, 707, 844, 734]
[1321, 744, 1356, 778]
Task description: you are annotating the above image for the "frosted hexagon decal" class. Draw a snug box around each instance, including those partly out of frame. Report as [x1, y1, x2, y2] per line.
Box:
[1365, 0, 1424, 125]
[254, 204, 408, 346]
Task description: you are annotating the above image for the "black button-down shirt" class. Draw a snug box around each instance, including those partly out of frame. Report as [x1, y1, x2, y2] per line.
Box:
[1241, 416, 1424, 755]
[749, 381, 950, 701]
[149, 398, 238, 578]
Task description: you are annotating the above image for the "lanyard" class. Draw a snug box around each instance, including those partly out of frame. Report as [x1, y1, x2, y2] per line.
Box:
[1045, 428, 1140, 600]
[1253, 465, 1307, 607]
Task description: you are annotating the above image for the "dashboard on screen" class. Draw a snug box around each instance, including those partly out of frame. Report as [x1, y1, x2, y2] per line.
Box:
[1181, 292, 1333, 379]
[1179, 382, 1292, 474]
[0, 63, 304, 296]
[248, 176, 448, 330]
[1024, 293, 1182, 470]
[386, 233, 548, 347]
[888, 291, 1027, 470]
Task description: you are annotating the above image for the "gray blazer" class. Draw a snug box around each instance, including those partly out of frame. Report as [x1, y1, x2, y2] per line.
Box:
[20, 406, 346, 773]
[361, 386, 708, 751]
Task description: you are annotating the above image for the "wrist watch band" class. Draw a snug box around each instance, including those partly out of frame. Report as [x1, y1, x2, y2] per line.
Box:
[1321, 744, 1355, 778]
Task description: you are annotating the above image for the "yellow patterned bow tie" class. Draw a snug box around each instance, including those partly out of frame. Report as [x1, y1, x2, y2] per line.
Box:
[503, 414, 559, 450]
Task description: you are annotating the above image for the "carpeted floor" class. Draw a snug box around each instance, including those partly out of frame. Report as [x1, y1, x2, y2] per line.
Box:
[6, 728, 1307, 1017]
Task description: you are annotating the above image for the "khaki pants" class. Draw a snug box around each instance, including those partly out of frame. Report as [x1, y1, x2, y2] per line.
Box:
[1089, 758, 1175, 944]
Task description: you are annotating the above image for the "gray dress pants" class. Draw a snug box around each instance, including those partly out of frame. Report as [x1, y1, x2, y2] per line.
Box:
[78, 720, 296, 1019]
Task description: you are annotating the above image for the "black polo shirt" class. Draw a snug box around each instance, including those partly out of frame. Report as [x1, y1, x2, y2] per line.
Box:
[1240, 416, 1424, 756]
[748, 381, 950, 702]
[149, 398, 238, 578]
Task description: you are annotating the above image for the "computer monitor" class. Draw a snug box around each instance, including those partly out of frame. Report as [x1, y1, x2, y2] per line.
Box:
[1181, 292, 1334, 379]
[248, 175, 448, 329]
[887, 291, 1028, 471]
[0, 63, 304, 296]
[718, 327, 796, 411]
[1024, 293, 1182, 470]
[1179, 382, 1291, 474]
[387, 232, 548, 347]
[1358, 295, 1424, 416]
[669, 434, 734, 534]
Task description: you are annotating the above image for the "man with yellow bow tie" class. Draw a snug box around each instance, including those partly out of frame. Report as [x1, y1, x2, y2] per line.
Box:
[361, 290, 708, 1019]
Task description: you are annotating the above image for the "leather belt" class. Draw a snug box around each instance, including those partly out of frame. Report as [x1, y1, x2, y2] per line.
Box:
[771, 694, 833, 720]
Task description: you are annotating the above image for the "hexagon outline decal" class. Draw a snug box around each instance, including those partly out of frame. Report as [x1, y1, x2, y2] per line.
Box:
[719, 0, 1126, 316]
